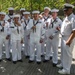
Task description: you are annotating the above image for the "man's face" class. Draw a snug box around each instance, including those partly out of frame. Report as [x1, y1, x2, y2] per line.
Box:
[14, 17, 19, 22]
[44, 9, 49, 16]
[24, 14, 29, 18]
[1, 14, 5, 20]
[52, 12, 57, 18]
[64, 8, 72, 16]
[9, 10, 14, 15]
[33, 13, 39, 20]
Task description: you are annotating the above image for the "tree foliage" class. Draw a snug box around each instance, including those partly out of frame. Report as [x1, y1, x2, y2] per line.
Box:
[0, 0, 75, 12]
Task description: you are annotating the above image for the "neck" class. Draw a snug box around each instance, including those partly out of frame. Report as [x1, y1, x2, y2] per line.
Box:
[67, 12, 72, 16]
[53, 16, 57, 20]
[25, 17, 29, 20]
[34, 18, 39, 20]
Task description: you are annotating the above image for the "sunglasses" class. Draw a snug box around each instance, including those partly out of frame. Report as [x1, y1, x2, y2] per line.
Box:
[64, 9, 69, 12]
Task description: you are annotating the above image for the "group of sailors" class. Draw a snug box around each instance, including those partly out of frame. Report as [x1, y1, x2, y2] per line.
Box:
[0, 3, 75, 75]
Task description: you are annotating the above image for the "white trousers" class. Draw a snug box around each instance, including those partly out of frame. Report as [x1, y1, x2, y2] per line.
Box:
[0, 37, 10, 59]
[41, 38, 46, 55]
[11, 40, 22, 61]
[24, 35, 30, 56]
[29, 40, 41, 62]
[61, 36, 74, 72]
[41, 36, 53, 56]
[45, 37, 59, 64]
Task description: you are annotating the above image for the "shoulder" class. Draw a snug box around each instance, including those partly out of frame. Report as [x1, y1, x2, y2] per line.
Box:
[56, 17, 62, 24]
[38, 19, 42, 23]
[10, 22, 15, 26]
[71, 14, 75, 22]
[5, 20, 9, 25]
[29, 19, 33, 22]
[57, 17, 62, 21]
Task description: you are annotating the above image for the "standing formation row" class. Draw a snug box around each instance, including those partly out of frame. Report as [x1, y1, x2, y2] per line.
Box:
[0, 3, 75, 75]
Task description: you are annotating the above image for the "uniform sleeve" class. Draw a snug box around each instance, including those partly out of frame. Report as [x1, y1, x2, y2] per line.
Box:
[41, 22, 45, 39]
[72, 17, 75, 31]
[52, 19, 62, 37]
[6, 22, 11, 35]
[26, 20, 33, 30]
[21, 24, 24, 39]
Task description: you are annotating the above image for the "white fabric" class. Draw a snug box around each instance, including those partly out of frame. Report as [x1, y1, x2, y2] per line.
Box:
[64, 3, 74, 8]
[0, 20, 10, 59]
[12, 40, 22, 61]
[23, 11, 30, 15]
[60, 13, 75, 73]
[8, 7, 14, 10]
[27, 19, 45, 61]
[51, 8, 59, 12]
[22, 19, 32, 56]
[45, 17, 62, 63]
[41, 16, 51, 55]
[44, 7, 51, 11]
[32, 11, 40, 14]
[10, 22, 24, 41]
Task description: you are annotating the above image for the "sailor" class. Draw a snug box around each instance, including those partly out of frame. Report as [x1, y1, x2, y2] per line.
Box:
[44, 9, 62, 66]
[10, 14, 24, 64]
[57, 3, 75, 74]
[41, 7, 52, 58]
[20, 8, 25, 20]
[22, 11, 31, 58]
[27, 10, 45, 64]
[0, 12, 10, 61]
[7, 7, 14, 22]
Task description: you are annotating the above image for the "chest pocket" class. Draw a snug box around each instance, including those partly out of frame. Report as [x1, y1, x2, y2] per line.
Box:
[64, 21, 72, 29]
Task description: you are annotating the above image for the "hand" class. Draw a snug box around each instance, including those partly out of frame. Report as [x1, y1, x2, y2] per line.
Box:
[40, 39, 43, 43]
[66, 40, 71, 47]
[31, 26, 36, 30]
[32, 26, 36, 32]
[6, 35, 10, 40]
[8, 19, 11, 22]
[56, 26, 60, 31]
[49, 35, 54, 40]
[46, 22, 48, 28]
[16, 22, 21, 26]
[21, 39, 23, 44]
[2, 23, 5, 26]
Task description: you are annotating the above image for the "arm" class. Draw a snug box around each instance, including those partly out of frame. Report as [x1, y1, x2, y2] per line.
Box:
[21, 24, 24, 43]
[50, 19, 62, 38]
[40, 23, 45, 43]
[66, 30, 75, 46]
[6, 22, 11, 40]
[66, 18, 75, 46]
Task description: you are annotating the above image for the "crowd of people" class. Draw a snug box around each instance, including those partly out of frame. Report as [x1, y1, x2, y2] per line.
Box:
[0, 3, 75, 74]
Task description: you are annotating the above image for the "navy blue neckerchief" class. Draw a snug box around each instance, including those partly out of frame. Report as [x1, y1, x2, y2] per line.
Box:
[51, 18, 57, 28]
[24, 19, 30, 30]
[44, 16, 50, 22]
[33, 19, 41, 32]
[14, 22, 19, 34]
[0, 20, 5, 32]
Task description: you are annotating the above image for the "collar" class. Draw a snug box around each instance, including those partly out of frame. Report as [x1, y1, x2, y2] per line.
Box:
[67, 13, 74, 20]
